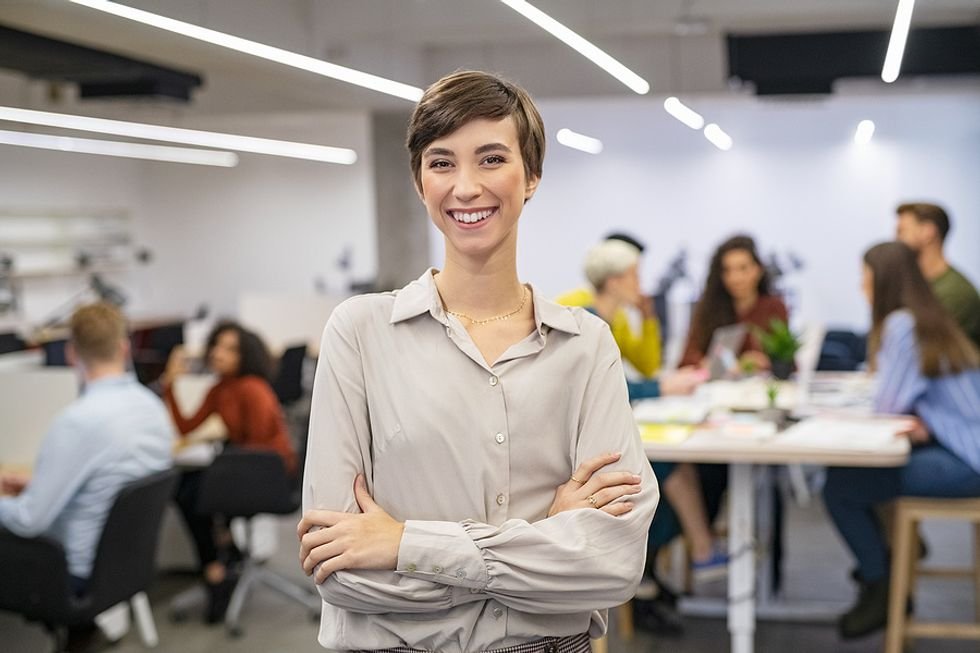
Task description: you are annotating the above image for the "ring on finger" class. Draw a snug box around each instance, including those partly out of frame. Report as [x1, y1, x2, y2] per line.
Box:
[586, 494, 598, 508]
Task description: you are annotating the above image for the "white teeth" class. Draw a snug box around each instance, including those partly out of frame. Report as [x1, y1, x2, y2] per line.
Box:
[450, 209, 494, 223]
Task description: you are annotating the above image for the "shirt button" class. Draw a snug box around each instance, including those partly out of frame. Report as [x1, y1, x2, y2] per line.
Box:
[489, 375, 498, 386]
[496, 493, 506, 505]
[495, 433, 505, 444]
[433, 566, 443, 574]
[543, 643, 558, 653]
[456, 569, 466, 579]
[492, 607, 503, 618]
[469, 587, 480, 593]
[405, 563, 417, 572]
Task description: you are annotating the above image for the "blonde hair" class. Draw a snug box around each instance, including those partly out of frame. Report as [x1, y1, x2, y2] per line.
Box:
[69, 302, 127, 364]
[584, 240, 641, 291]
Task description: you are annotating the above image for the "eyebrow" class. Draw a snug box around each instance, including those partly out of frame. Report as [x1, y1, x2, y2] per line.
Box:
[423, 142, 513, 157]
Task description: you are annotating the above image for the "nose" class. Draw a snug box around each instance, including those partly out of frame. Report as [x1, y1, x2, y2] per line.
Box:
[453, 164, 482, 203]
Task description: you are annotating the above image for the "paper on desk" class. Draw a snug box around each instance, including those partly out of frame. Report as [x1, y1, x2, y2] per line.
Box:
[777, 417, 912, 451]
[640, 423, 694, 444]
[633, 397, 710, 424]
[179, 413, 227, 444]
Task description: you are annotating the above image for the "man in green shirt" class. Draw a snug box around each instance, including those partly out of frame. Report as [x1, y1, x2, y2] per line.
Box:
[896, 202, 980, 348]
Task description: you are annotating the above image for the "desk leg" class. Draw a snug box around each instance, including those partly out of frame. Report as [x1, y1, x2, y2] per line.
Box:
[729, 463, 756, 653]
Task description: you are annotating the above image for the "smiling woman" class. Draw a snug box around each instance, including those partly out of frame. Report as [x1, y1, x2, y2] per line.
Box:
[297, 71, 659, 653]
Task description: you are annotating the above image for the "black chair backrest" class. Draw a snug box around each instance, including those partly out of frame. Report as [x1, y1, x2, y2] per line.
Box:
[197, 449, 297, 518]
[0, 530, 71, 623]
[272, 343, 307, 405]
[0, 332, 26, 355]
[84, 469, 179, 614]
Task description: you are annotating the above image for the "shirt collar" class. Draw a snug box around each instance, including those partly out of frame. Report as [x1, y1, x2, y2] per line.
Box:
[83, 372, 135, 394]
[389, 268, 580, 336]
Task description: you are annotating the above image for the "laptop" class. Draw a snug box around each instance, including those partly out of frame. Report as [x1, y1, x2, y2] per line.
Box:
[705, 323, 748, 380]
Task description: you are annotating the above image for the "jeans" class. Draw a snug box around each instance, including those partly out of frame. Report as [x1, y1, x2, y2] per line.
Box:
[823, 444, 980, 583]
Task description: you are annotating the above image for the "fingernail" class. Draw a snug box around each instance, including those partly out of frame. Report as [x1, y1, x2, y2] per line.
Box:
[631, 474, 641, 482]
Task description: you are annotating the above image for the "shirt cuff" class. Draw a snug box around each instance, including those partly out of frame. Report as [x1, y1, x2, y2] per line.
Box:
[395, 520, 489, 591]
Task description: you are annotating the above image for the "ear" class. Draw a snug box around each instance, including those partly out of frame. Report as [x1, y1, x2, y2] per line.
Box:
[65, 342, 78, 368]
[524, 175, 540, 202]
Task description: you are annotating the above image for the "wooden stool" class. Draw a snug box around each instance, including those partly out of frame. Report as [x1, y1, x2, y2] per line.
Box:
[885, 497, 980, 653]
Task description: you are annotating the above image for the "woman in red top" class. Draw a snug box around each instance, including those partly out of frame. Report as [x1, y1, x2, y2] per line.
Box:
[680, 234, 789, 370]
[163, 321, 296, 622]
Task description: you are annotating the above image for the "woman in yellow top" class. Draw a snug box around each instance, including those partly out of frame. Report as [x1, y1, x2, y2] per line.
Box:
[557, 234, 662, 376]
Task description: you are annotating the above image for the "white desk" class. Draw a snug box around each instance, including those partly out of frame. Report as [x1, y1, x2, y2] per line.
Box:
[641, 388, 909, 653]
[0, 368, 77, 468]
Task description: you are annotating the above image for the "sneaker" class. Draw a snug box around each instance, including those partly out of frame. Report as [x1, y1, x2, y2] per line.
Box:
[692, 547, 729, 583]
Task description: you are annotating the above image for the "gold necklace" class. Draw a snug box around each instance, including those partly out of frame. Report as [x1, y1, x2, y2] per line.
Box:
[446, 286, 529, 326]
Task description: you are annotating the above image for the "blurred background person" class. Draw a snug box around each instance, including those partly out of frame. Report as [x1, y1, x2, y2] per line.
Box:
[895, 202, 980, 348]
[162, 321, 296, 623]
[680, 234, 789, 371]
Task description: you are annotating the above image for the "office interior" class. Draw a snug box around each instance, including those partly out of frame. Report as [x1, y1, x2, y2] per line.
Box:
[1, 1, 979, 652]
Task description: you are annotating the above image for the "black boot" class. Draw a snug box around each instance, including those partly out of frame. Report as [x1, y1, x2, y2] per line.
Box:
[632, 596, 684, 637]
[838, 578, 889, 639]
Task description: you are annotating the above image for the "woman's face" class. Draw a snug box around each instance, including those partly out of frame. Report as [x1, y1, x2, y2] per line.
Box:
[861, 263, 874, 306]
[418, 116, 539, 262]
[208, 330, 241, 377]
[721, 248, 763, 302]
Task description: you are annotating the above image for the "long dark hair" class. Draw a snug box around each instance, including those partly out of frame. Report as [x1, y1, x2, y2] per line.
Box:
[691, 234, 772, 354]
[205, 321, 274, 381]
[865, 241, 978, 376]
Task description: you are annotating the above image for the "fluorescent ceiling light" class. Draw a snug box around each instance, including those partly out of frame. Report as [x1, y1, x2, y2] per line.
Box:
[500, 0, 650, 94]
[663, 97, 704, 130]
[67, 0, 423, 102]
[0, 106, 357, 164]
[882, 0, 916, 83]
[556, 128, 603, 154]
[854, 120, 876, 145]
[703, 124, 733, 151]
[0, 129, 238, 166]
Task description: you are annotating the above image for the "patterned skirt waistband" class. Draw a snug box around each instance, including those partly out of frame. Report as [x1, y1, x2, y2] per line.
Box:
[356, 632, 591, 653]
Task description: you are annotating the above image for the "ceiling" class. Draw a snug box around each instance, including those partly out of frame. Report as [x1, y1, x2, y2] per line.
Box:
[0, 0, 978, 117]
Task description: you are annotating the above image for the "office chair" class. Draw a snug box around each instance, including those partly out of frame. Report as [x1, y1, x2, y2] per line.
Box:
[0, 469, 178, 652]
[169, 449, 319, 637]
[271, 343, 308, 407]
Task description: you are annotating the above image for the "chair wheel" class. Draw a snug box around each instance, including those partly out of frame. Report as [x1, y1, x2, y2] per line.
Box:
[309, 610, 320, 622]
[228, 626, 244, 638]
[170, 609, 188, 623]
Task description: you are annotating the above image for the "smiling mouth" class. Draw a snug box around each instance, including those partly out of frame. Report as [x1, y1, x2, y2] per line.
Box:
[448, 208, 497, 224]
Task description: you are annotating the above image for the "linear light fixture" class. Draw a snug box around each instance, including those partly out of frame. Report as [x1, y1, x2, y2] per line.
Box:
[703, 124, 733, 151]
[663, 97, 704, 130]
[500, 0, 649, 94]
[67, 0, 423, 102]
[0, 128, 238, 166]
[0, 106, 357, 164]
[882, 0, 916, 83]
[556, 128, 603, 154]
[854, 120, 876, 145]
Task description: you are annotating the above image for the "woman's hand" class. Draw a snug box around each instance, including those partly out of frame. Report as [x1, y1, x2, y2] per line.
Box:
[659, 367, 707, 396]
[897, 417, 931, 445]
[297, 475, 405, 584]
[548, 452, 642, 518]
[161, 345, 189, 388]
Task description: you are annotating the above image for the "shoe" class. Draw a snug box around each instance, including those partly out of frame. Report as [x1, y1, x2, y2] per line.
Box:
[838, 578, 889, 639]
[205, 571, 240, 625]
[692, 547, 729, 583]
[632, 597, 683, 637]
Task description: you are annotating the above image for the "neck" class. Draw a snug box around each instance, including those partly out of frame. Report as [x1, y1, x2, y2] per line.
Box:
[733, 290, 759, 315]
[436, 241, 524, 318]
[917, 246, 948, 281]
[592, 292, 621, 323]
[83, 361, 126, 384]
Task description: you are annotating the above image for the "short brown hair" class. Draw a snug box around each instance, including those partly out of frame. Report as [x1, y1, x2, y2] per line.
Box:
[897, 202, 950, 242]
[406, 70, 545, 192]
[69, 302, 128, 364]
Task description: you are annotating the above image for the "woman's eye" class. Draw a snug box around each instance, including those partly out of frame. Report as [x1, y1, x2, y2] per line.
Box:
[428, 160, 451, 169]
[483, 155, 505, 165]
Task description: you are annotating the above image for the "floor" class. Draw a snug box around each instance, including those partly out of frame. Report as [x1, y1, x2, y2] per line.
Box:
[3, 497, 978, 653]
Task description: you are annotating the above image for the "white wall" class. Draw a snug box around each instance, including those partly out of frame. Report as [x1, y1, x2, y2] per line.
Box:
[432, 87, 980, 334]
[0, 111, 375, 329]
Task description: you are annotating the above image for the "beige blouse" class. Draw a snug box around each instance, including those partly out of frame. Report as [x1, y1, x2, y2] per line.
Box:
[303, 269, 659, 652]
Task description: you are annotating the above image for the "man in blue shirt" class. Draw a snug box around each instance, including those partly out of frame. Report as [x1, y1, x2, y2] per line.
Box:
[0, 302, 174, 651]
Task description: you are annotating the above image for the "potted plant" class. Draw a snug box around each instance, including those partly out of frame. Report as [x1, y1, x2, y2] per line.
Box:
[755, 318, 802, 381]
